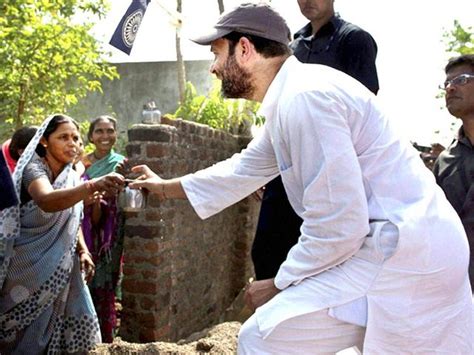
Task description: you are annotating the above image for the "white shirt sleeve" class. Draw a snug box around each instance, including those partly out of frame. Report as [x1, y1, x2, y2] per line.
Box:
[181, 126, 279, 219]
[274, 91, 370, 290]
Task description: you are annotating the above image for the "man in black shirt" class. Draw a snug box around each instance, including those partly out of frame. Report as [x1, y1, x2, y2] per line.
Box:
[252, 0, 379, 280]
[433, 54, 474, 290]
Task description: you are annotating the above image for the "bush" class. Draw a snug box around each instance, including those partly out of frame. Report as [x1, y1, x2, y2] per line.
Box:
[171, 80, 264, 135]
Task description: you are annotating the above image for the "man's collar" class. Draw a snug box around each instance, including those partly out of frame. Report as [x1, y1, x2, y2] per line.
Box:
[293, 14, 341, 40]
[258, 56, 298, 119]
[457, 126, 474, 148]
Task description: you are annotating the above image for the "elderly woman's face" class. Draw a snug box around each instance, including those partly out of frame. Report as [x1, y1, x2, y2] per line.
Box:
[89, 119, 117, 153]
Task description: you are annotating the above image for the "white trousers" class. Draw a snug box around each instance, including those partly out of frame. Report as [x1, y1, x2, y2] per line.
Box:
[238, 309, 365, 355]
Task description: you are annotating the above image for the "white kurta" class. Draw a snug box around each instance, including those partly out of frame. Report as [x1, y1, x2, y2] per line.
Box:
[181, 56, 472, 352]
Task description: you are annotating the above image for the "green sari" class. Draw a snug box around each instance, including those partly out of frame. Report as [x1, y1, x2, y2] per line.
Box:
[82, 150, 124, 342]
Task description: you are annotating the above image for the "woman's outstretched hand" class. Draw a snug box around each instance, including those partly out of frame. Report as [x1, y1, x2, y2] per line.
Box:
[90, 172, 125, 197]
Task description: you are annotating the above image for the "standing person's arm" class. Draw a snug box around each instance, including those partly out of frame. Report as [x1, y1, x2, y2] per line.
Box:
[76, 228, 95, 283]
[341, 29, 379, 94]
[129, 166, 187, 200]
[130, 127, 279, 214]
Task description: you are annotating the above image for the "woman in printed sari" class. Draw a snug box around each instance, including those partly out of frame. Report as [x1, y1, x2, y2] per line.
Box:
[0, 114, 124, 353]
[81, 115, 125, 342]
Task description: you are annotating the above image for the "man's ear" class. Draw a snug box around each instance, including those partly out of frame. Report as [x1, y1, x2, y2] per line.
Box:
[238, 37, 255, 63]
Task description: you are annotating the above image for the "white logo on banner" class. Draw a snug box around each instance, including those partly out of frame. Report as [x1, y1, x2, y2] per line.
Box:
[122, 9, 144, 48]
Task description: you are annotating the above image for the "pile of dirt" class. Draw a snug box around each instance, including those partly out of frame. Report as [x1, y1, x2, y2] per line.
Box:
[89, 322, 241, 354]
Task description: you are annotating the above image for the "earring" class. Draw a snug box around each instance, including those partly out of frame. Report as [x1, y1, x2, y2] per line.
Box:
[43, 144, 47, 148]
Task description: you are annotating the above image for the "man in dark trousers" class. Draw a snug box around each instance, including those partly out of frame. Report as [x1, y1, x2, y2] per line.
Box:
[433, 54, 474, 290]
[252, 0, 379, 280]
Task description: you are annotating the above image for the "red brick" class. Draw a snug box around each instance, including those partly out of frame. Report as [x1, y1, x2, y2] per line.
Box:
[145, 210, 162, 221]
[142, 240, 160, 253]
[122, 265, 138, 277]
[125, 225, 163, 239]
[122, 279, 160, 295]
[121, 296, 138, 312]
[146, 144, 170, 158]
[138, 312, 160, 328]
[139, 324, 171, 342]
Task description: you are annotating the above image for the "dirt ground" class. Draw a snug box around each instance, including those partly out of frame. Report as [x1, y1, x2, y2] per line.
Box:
[90, 288, 252, 354]
[89, 321, 241, 354]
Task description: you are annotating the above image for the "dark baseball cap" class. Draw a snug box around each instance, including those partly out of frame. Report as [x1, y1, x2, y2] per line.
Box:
[191, 3, 291, 46]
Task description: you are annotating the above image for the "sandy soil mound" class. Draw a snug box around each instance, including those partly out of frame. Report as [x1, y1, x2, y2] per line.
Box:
[90, 321, 241, 354]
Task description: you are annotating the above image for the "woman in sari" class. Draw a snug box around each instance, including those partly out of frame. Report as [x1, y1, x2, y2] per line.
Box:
[81, 115, 125, 342]
[0, 114, 124, 353]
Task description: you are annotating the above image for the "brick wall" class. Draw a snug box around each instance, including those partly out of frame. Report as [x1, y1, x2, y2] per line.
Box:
[120, 116, 260, 342]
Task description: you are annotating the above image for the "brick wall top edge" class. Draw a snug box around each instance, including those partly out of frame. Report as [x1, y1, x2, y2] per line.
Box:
[128, 124, 177, 142]
[161, 115, 179, 127]
[161, 116, 251, 140]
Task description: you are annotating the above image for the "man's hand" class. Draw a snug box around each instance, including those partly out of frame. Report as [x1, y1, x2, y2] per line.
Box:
[129, 165, 165, 198]
[244, 278, 281, 311]
[131, 165, 159, 180]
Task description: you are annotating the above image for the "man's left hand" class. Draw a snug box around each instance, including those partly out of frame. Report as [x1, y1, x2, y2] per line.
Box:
[244, 278, 280, 311]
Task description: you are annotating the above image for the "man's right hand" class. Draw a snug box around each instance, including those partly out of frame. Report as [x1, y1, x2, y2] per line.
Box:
[244, 278, 281, 311]
[128, 165, 166, 200]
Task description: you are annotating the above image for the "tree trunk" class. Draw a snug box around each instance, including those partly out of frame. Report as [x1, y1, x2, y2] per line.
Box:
[16, 81, 28, 129]
[217, 0, 224, 14]
[176, 0, 186, 104]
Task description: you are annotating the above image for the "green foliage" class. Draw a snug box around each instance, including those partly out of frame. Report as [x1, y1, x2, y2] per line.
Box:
[0, 0, 119, 132]
[171, 80, 263, 135]
[443, 20, 473, 56]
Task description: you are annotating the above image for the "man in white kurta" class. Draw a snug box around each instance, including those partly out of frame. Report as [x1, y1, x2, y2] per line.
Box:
[130, 3, 473, 353]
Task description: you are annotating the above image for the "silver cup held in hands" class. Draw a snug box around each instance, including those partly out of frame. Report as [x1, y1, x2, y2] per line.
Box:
[120, 184, 147, 211]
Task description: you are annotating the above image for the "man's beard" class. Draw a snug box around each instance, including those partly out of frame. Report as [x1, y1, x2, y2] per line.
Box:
[220, 54, 254, 99]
